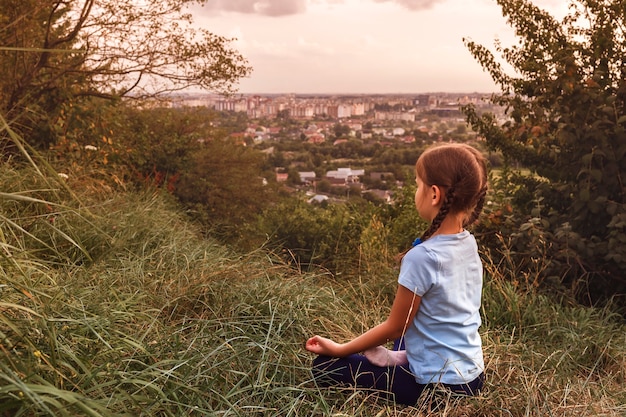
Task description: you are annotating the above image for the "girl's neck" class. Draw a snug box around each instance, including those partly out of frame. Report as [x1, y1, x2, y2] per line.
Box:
[431, 213, 465, 237]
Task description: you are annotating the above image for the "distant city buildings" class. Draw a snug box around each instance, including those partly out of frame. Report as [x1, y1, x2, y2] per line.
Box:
[167, 92, 500, 122]
[164, 92, 502, 206]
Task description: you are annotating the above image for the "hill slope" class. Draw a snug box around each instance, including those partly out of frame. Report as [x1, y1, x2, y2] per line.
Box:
[1, 168, 625, 416]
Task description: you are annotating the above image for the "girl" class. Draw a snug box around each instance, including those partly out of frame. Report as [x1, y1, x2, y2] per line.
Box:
[305, 143, 488, 406]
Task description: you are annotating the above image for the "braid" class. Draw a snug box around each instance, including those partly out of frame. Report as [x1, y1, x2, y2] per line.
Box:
[464, 185, 487, 227]
[421, 186, 455, 241]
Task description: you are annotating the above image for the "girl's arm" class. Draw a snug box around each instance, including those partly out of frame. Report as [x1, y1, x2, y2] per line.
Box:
[305, 285, 421, 357]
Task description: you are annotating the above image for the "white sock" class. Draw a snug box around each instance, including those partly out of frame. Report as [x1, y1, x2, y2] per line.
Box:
[363, 345, 408, 367]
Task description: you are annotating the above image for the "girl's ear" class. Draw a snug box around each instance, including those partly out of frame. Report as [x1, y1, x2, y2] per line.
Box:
[431, 185, 443, 207]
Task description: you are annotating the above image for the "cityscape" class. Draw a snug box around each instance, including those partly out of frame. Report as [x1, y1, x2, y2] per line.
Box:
[166, 91, 505, 205]
[170, 91, 503, 121]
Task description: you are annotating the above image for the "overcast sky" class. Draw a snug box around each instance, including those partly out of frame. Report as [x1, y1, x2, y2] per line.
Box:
[190, 0, 567, 94]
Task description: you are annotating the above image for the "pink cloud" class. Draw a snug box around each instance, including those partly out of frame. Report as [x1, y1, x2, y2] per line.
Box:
[198, 0, 307, 16]
[373, 0, 444, 10]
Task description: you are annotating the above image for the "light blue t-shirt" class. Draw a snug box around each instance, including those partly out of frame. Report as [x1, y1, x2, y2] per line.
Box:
[398, 230, 484, 385]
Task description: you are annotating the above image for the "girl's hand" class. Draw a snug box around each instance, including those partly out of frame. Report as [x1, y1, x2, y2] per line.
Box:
[305, 286, 422, 359]
[305, 335, 344, 357]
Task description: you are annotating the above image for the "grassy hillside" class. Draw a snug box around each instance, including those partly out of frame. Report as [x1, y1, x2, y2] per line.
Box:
[1, 164, 625, 416]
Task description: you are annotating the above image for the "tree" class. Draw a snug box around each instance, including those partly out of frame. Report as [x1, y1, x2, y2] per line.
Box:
[0, 0, 251, 148]
[333, 123, 351, 138]
[117, 106, 209, 185]
[462, 0, 626, 306]
[175, 137, 278, 241]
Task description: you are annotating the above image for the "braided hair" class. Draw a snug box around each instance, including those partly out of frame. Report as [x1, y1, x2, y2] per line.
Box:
[416, 143, 488, 241]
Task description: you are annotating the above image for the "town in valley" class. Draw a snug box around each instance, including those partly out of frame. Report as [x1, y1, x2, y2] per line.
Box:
[168, 92, 504, 205]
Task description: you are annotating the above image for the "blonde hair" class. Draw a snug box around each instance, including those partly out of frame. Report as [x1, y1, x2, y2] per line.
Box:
[416, 143, 488, 241]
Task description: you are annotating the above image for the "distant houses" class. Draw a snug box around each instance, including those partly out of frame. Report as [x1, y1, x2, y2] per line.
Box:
[363, 189, 393, 204]
[291, 168, 365, 186]
[325, 168, 364, 184]
[307, 194, 329, 204]
[298, 171, 316, 185]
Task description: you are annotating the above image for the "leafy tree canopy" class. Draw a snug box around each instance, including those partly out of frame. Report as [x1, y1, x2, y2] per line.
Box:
[462, 0, 626, 305]
[0, 0, 251, 147]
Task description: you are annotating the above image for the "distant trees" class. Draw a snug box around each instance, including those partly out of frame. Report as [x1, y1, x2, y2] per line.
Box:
[176, 137, 277, 240]
[113, 106, 278, 240]
[118, 106, 208, 183]
[0, 0, 251, 148]
[462, 0, 626, 306]
[333, 123, 351, 138]
[371, 147, 423, 166]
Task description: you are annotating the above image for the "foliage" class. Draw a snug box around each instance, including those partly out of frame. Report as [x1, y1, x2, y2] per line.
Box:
[0, 0, 251, 148]
[379, 180, 427, 252]
[117, 105, 281, 241]
[251, 179, 430, 278]
[46, 97, 138, 196]
[255, 198, 376, 274]
[176, 136, 280, 241]
[462, 0, 626, 307]
[47, 102, 280, 243]
[115, 106, 209, 185]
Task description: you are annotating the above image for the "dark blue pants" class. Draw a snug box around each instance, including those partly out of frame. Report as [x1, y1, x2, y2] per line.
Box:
[311, 352, 485, 406]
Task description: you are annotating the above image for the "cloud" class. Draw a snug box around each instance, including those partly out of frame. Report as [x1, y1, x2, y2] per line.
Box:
[196, 0, 447, 16]
[372, 0, 444, 10]
[198, 0, 307, 16]
[296, 36, 337, 55]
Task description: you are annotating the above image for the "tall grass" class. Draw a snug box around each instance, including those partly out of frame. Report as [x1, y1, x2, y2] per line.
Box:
[1, 129, 625, 415]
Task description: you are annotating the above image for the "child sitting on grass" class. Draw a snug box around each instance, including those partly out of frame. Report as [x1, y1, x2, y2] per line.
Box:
[305, 143, 488, 406]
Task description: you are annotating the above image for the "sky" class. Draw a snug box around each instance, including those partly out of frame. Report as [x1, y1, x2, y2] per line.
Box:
[190, 0, 568, 94]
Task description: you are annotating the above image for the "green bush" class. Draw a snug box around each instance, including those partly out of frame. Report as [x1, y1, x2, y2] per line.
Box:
[255, 198, 374, 274]
[463, 0, 626, 308]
